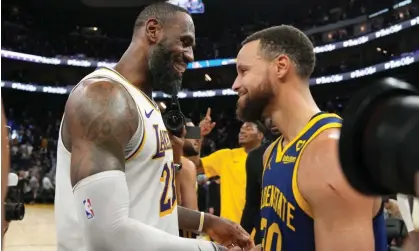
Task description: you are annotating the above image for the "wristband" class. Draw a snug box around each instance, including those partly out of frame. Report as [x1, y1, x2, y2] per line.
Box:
[174, 163, 182, 172]
[198, 212, 205, 232]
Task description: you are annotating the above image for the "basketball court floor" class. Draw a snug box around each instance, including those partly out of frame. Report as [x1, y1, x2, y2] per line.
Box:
[4, 204, 56, 251]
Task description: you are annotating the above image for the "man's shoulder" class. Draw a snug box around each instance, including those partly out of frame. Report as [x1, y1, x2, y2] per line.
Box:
[181, 157, 195, 169]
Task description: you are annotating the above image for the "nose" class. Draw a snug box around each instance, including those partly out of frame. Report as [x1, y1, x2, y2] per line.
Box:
[232, 77, 241, 92]
[184, 49, 194, 64]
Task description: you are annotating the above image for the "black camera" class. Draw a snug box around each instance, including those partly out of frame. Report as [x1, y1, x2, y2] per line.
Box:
[5, 173, 25, 221]
[339, 78, 419, 196]
[162, 95, 185, 137]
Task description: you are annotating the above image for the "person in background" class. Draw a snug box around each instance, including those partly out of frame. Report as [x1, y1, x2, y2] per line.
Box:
[383, 196, 402, 219]
[240, 119, 280, 244]
[41, 174, 55, 203]
[2, 101, 11, 243]
[191, 109, 263, 224]
[177, 118, 200, 239]
[177, 118, 199, 210]
[157, 101, 199, 214]
[208, 176, 221, 217]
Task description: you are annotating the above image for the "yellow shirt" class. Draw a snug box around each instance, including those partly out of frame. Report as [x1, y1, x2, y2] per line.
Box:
[202, 147, 247, 224]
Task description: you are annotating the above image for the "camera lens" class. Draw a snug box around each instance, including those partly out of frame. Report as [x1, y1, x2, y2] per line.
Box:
[166, 113, 182, 129]
[5, 202, 25, 221]
[339, 78, 419, 196]
[163, 110, 185, 137]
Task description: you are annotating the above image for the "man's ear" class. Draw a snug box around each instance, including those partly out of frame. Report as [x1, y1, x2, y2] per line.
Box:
[258, 132, 264, 141]
[145, 18, 163, 44]
[274, 54, 291, 80]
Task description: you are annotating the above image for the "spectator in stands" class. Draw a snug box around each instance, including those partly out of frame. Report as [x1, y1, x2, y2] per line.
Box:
[42, 175, 54, 192]
[384, 197, 402, 219]
[192, 119, 263, 224]
[28, 173, 39, 204]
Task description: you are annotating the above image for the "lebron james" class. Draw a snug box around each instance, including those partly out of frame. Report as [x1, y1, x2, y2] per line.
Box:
[54, 3, 252, 251]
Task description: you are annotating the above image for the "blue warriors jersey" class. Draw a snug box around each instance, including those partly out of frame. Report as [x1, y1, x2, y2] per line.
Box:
[260, 113, 387, 251]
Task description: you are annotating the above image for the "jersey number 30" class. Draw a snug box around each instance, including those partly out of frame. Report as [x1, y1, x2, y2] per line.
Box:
[159, 162, 177, 216]
[261, 217, 282, 251]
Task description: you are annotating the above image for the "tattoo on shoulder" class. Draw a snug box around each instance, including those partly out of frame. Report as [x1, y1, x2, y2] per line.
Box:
[66, 80, 138, 186]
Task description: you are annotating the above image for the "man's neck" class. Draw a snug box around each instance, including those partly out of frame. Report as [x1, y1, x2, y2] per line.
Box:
[269, 81, 320, 143]
[114, 42, 153, 98]
[243, 141, 262, 153]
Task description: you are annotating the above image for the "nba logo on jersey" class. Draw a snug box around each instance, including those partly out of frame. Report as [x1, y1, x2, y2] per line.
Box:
[83, 199, 94, 219]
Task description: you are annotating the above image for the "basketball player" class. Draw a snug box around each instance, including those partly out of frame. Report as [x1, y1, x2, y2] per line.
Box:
[54, 3, 253, 251]
[192, 120, 263, 224]
[231, 25, 387, 251]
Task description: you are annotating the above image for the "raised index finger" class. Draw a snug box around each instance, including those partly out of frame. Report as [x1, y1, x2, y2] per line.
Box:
[206, 107, 212, 118]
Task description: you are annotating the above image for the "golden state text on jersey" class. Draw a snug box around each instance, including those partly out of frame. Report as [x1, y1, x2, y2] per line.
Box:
[259, 113, 387, 251]
[260, 113, 342, 251]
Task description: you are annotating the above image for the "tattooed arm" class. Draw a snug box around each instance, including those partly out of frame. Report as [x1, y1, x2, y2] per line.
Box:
[65, 80, 222, 251]
[65, 79, 138, 186]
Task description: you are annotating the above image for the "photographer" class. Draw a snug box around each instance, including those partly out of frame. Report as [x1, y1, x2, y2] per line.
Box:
[338, 78, 419, 250]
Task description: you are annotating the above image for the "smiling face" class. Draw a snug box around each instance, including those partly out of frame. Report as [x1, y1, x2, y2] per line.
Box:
[232, 40, 275, 122]
[147, 11, 195, 94]
[238, 122, 262, 146]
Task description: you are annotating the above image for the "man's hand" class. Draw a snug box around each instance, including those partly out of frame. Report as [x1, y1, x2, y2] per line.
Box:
[385, 199, 402, 219]
[199, 108, 216, 137]
[169, 127, 186, 164]
[202, 213, 255, 251]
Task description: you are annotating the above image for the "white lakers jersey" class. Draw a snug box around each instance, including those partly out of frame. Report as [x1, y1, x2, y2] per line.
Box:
[54, 68, 179, 251]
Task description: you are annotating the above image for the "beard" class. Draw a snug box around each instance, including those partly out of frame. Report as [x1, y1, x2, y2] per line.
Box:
[183, 141, 199, 157]
[237, 80, 273, 122]
[148, 40, 182, 95]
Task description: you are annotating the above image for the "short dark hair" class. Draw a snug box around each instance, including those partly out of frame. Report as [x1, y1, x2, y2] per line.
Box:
[242, 25, 315, 78]
[134, 2, 190, 30]
[254, 121, 265, 133]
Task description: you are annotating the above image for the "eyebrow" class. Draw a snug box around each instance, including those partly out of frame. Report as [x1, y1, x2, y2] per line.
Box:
[237, 63, 251, 69]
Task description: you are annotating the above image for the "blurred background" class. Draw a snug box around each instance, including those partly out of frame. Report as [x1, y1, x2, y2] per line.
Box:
[1, 0, 419, 250]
